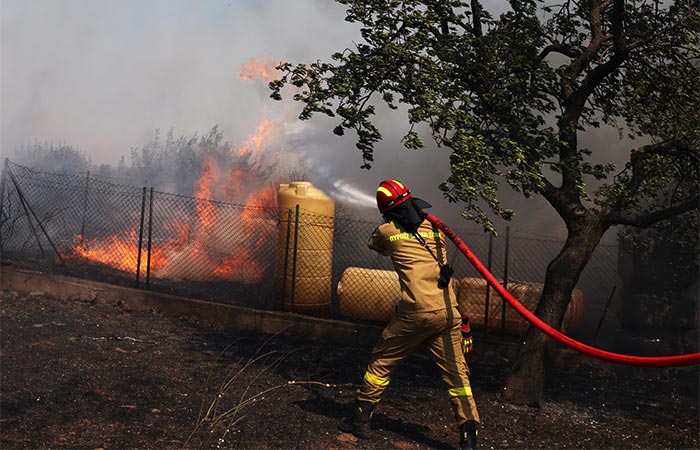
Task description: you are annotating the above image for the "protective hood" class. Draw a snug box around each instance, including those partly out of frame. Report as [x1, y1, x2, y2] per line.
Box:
[384, 197, 432, 232]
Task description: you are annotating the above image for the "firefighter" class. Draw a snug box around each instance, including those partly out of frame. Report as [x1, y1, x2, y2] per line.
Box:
[338, 179, 480, 449]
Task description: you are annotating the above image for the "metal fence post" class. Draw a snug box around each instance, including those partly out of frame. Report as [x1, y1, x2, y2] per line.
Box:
[9, 170, 44, 256]
[146, 187, 154, 287]
[484, 232, 493, 327]
[281, 208, 292, 307]
[6, 165, 64, 264]
[136, 186, 146, 285]
[593, 286, 617, 345]
[501, 226, 510, 332]
[291, 204, 300, 307]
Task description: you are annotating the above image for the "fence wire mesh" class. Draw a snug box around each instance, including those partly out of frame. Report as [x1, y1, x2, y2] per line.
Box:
[1, 160, 620, 339]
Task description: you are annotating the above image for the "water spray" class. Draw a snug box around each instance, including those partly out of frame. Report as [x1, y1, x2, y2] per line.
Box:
[331, 180, 376, 208]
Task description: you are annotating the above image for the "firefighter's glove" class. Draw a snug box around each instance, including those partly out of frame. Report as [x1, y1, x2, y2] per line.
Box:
[460, 316, 473, 355]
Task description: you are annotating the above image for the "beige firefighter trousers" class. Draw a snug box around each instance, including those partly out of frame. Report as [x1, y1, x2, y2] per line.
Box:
[355, 308, 480, 425]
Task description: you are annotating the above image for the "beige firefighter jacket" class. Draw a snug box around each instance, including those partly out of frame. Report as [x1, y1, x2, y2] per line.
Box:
[368, 219, 458, 314]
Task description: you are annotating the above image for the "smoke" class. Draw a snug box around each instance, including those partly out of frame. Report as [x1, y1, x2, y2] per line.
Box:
[0, 0, 632, 240]
[0, 0, 356, 164]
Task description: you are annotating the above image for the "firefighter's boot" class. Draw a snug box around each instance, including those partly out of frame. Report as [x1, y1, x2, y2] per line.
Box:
[459, 420, 478, 449]
[338, 400, 374, 439]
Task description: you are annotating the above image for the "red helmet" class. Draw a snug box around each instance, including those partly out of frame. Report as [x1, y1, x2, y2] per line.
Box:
[376, 179, 412, 213]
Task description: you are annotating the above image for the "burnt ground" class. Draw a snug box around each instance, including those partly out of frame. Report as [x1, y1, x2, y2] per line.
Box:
[1, 289, 698, 450]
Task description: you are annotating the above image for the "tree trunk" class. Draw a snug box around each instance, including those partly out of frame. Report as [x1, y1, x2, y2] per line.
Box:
[501, 212, 605, 406]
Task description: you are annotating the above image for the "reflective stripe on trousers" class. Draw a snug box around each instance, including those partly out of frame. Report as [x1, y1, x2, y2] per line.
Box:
[364, 371, 391, 388]
[355, 309, 480, 423]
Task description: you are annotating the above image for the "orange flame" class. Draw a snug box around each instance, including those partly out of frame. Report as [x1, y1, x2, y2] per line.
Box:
[65, 129, 281, 284]
[194, 157, 218, 229]
[71, 231, 166, 275]
[239, 57, 281, 83]
[234, 117, 277, 161]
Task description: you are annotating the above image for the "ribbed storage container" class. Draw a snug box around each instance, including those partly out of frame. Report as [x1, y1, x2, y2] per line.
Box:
[274, 182, 335, 316]
[456, 277, 583, 334]
[337, 267, 401, 322]
[337, 267, 461, 322]
[338, 269, 583, 334]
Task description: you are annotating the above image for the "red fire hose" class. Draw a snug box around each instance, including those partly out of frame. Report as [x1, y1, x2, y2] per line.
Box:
[425, 213, 700, 367]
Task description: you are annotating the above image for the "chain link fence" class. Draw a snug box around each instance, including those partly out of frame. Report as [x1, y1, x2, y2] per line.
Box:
[1, 159, 620, 340]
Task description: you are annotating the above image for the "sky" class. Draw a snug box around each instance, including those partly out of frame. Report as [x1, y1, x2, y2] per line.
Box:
[0, 0, 628, 239]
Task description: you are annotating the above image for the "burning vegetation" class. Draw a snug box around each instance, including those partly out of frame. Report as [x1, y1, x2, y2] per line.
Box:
[64, 109, 283, 284]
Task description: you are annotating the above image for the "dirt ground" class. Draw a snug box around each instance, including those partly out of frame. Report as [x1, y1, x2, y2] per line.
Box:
[1, 288, 698, 450]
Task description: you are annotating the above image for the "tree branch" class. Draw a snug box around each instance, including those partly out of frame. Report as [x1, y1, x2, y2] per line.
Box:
[557, 0, 628, 194]
[471, 0, 483, 37]
[611, 195, 699, 227]
[541, 176, 581, 221]
[563, 0, 626, 102]
[605, 138, 699, 225]
[628, 138, 699, 190]
[538, 43, 583, 61]
[575, 0, 627, 97]
[560, 0, 609, 98]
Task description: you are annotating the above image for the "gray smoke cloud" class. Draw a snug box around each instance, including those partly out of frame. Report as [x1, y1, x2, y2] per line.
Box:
[1, 0, 630, 240]
[0, 0, 355, 162]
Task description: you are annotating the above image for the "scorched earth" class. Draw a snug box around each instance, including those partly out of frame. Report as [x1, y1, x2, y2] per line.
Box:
[1, 289, 698, 449]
